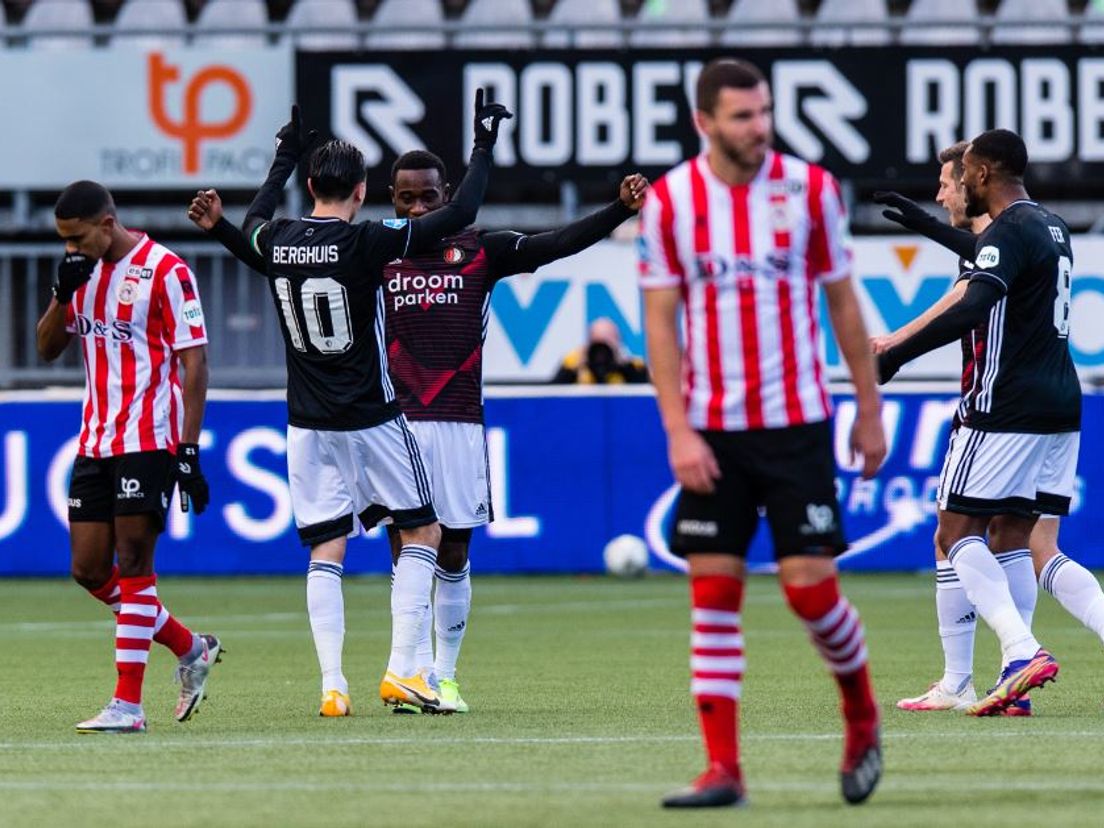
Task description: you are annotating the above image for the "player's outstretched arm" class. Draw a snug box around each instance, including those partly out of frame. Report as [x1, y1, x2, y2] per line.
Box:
[242, 105, 319, 245]
[870, 277, 969, 354]
[401, 89, 511, 256]
[483, 174, 649, 277]
[823, 277, 887, 478]
[877, 278, 1004, 384]
[874, 191, 977, 261]
[188, 189, 268, 275]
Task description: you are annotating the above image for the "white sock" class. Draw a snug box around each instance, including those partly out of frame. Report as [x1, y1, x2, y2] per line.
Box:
[995, 549, 1038, 634]
[1040, 553, 1104, 645]
[434, 562, 472, 681]
[307, 561, 347, 694]
[935, 561, 975, 692]
[948, 537, 1040, 664]
[395, 563, 435, 669]
[387, 545, 436, 677]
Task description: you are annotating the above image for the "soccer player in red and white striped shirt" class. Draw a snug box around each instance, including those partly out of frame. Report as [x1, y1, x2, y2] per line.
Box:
[638, 60, 887, 808]
[36, 181, 222, 733]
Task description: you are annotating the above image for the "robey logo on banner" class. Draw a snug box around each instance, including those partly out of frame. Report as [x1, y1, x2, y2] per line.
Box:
[148, 53, 253, 174]
[326, 59, 869, 169]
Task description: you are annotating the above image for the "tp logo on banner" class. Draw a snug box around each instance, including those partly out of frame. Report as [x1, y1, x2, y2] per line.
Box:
[148, 53, 253, 174]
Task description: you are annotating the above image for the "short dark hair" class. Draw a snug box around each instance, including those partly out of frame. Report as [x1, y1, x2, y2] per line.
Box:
[308, 140, 367, 201]
[391, 150, 448, 186]
[55, 180, 115, 221]
[968, 129, 1028, 179]
[696, 58, 766, 113]
[938, 141, 970, 180]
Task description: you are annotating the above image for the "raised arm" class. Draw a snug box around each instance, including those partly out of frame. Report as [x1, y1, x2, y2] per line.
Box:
[243, 105, 318, 246]
[874, 191, 977, 261]
[483, 174, 648, 277]
[188, 189, 267, 274]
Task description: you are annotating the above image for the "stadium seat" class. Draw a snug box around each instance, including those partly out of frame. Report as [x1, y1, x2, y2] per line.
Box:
[455, 0, 535, 49]
[543, 0, 622, 49]
[1080, 0, 1104, 44]
[22, 0, 94, 50]
[365, 0, 445, 49]
[992, 0, 1072, 45]
[720, 0, 801, 48]
[113, 0, 187, 50]
[629, 0, 711, 48]
[900, 0, 980, 46]
[194, 0, 270, 48]
[810, 0, 889, 47]
[286, 0, 360, 51]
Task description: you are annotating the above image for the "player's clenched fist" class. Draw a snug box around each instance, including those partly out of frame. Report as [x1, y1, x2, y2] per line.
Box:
[53, 252, 96, 304]
[620, 174, 650, 211]
[187, 189, 223, 231]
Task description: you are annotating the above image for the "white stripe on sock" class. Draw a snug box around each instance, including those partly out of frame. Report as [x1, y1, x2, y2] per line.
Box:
[691, 609, 741, 626]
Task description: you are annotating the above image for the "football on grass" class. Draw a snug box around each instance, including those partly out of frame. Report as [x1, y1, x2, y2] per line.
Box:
[603, 534, 649, 578]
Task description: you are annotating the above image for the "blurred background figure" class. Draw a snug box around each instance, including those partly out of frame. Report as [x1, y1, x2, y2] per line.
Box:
[552, 317, 647, 384]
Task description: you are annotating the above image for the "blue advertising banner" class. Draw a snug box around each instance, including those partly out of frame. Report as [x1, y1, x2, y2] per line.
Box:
[0, 389, 1099, 576]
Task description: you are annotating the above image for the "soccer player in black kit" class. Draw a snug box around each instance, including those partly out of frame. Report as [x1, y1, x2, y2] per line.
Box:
[380, 151, 647, 712]
[191, 95, 511, 716]
[877, 129, 1080, 715]
[192, 147, 647, 714]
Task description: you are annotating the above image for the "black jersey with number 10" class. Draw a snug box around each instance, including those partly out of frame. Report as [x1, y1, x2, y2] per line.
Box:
[960, 201, 1080, 434]
[255, 215, 414, 430]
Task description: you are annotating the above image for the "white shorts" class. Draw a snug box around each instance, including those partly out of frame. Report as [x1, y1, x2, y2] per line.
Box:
[937, 427, 1079, 517]
[407, 420, 492, 529]
[287, 416, 436, 547]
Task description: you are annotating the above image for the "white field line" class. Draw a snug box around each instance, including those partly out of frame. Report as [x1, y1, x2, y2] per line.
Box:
[2, 730, 1103, 752]
[1, 778, 1104, 794]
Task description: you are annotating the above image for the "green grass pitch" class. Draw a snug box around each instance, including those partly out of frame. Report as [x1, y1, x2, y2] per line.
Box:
[2, 573, 1103, 828]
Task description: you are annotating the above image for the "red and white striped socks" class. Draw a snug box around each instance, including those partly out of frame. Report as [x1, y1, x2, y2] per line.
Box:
[87, 566, 195, 658]
[783, 576, 878, 758]
[689, 575, 745, 780]
[113, 575, 160, 705]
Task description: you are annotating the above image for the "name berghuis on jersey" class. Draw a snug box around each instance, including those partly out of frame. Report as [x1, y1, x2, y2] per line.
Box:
[271, 244, 340, 265]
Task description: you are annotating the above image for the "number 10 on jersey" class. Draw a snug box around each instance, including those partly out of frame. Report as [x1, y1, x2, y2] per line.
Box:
[274, 277, 354, 354]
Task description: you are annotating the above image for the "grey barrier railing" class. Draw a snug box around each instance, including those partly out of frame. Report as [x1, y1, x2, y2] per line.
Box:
[0, 243, 289, 389]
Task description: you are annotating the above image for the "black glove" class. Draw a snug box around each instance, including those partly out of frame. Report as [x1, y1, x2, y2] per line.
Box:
[873, 191, 934, 231]
[876, 351, 900, 385]
[275, 104, 320, 162]
[52, 253, 96, 304]
[174, 443, 209, 515]
[473, 88, 513, 152]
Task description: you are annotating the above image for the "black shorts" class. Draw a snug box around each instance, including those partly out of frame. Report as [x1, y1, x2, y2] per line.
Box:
[68, 451, 175, 530]
[669, 420, 847, 560]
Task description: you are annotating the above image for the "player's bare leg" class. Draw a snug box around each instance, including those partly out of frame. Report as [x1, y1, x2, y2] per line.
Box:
[381, 522, 453, 712]
[662, 553, 746, 809]
[309, 535, 351, 717]
[938, 511, 1058, 715]
[779, 556, 881, 805]
[1030, 517, 1104, 648]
